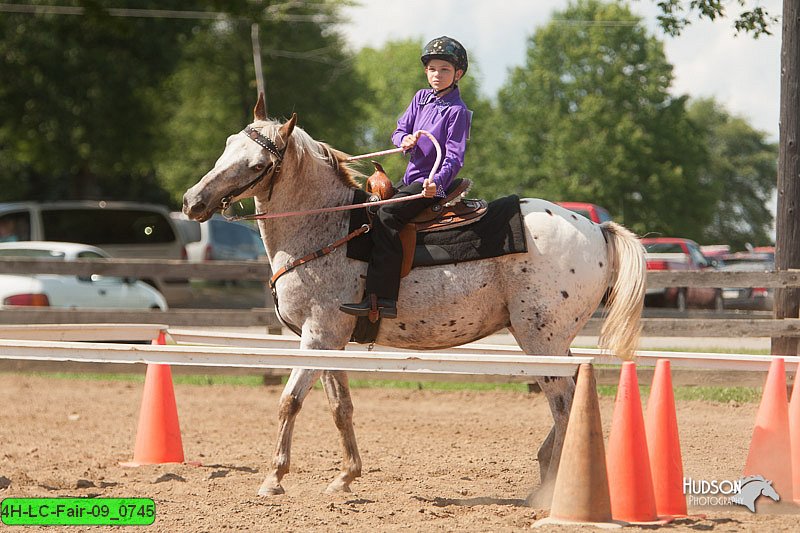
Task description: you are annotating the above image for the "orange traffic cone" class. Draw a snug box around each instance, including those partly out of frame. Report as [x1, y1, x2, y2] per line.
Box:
[791, 364, 800, 503]
[535, 364, 619, 527]
[120, 333, 184, 466]
[607, 361, 660, 523]
[646, 359, 687, 517]
[744, 357, 792, 500]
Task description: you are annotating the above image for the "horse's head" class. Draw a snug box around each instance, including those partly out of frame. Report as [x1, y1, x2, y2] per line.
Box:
[760, 480, 780, 502]
[183, 93, 297, 222]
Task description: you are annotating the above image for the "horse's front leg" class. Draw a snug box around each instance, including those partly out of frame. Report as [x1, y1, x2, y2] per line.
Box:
[320, 370, 362, 493]
[258, 367, 322, 496]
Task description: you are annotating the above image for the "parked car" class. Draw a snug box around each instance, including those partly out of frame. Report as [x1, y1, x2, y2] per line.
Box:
[556, 202, 613, 223]
[170, 213, 266, 262]
[700, 244, 730, 262]
[641, 237, 722, 311]
[0, 201, 192, 306]
[0, 241, 167, 310]
[718, 254, 774, 311]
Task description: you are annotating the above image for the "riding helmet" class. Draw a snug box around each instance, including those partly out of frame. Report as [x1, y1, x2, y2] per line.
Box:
[421, 36, 468, 74]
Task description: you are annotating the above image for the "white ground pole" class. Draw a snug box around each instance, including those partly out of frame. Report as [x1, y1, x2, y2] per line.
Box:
[168, 329, 800, 373]
[0, 324, 795, 374]
[0, 338, 589, 377]
[0, 324, 166, 342]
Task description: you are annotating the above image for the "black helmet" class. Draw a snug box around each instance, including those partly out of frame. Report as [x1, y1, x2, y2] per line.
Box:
[421, 36, 468, 74]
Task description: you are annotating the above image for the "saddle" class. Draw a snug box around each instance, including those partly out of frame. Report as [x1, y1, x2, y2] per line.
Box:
[365, 162, 488, 277]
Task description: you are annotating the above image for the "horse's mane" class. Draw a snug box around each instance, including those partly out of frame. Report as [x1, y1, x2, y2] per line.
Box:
[256, 119, 363, 190]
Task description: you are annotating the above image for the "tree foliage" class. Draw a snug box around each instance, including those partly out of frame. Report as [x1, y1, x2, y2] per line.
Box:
[0, 0, 195, 204]
[495, 0, 709, 236]
[687, 98, 777, 248]
[0, 0, 362, 207]
[154, 1, 363, 204]
[653, 0, 778, 37]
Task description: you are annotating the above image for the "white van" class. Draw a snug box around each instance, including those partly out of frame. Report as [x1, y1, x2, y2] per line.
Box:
[0, 201, 192, 306]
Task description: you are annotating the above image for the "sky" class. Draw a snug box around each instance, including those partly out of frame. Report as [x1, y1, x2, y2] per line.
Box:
[340, 0, 782, 143]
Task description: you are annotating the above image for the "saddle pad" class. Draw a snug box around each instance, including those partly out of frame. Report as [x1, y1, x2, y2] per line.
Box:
[346, 189, 528, 267]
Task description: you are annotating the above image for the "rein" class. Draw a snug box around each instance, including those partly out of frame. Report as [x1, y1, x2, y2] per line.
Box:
[223, 129, 441, 223]
[224, 192, 425, 222]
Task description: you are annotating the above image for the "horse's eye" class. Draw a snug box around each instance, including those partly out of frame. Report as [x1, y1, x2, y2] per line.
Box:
[253, 163, 266, 172]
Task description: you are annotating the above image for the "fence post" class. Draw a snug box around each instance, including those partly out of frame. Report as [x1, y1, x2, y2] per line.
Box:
[772, 0, 800, 357]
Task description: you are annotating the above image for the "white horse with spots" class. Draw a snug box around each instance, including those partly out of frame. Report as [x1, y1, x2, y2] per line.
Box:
[183, 96, 646, 497]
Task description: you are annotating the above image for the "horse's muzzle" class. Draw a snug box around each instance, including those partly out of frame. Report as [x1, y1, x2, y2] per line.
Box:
[182, 194, 213, 222]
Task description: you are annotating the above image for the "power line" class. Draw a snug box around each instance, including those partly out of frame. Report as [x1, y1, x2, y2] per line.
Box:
[551, 19, 640, 27]
[0, 3, 338, 22]
[0, 3, 226, 19]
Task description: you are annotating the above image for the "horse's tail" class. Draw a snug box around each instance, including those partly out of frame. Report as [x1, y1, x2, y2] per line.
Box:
[598, 221, 646, 360]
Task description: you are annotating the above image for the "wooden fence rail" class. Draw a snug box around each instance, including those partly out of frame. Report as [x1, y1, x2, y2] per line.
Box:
[2, 259, 799, 338]
[3, 258, 796, 286]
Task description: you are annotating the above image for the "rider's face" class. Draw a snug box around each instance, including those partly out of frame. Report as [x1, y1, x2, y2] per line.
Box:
[425, 59, 462, 92]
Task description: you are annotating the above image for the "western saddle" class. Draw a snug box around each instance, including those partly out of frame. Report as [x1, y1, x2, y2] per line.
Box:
[365, 162, 488, 277]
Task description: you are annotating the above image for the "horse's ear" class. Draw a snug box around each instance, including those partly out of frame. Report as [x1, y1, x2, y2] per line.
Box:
[279, 113, 297, 139]
[253, 92, 267, 121]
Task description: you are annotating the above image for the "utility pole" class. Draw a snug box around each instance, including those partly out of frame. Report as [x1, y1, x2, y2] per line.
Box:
[772, 0, 800, 355]
[251, 22, 266, 113]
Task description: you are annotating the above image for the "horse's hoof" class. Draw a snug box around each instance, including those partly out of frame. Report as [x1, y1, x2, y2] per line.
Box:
[325, 479, 352, 493]
[257, 482, 285, 497]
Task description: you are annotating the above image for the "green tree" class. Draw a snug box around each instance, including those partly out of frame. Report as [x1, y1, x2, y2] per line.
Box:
[155, 2, 363, 204]
[687, 98, 777, 248]
[495, 0, 708, 236]
[653, 0, 777, 37]
[0, 0, 195, 204]
[0, 1, 362, 207]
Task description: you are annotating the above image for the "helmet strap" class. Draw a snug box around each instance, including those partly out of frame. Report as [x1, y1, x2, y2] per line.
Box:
[432, 83, 455, 96]
[431, 70, 462, 96]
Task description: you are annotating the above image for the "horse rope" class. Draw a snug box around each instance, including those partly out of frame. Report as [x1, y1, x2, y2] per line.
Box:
[223, 193, 425, 222]
[224, 130, 441, 223]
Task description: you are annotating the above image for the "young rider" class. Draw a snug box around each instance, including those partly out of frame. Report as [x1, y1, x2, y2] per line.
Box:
[340, 36, 472, 319]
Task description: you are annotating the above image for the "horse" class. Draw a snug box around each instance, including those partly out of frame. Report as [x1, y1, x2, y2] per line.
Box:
[183, 94, 646, 497]
[731, 475, 780, 512]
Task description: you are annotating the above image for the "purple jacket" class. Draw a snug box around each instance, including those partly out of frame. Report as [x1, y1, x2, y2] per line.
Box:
[391, 88, 471, 198]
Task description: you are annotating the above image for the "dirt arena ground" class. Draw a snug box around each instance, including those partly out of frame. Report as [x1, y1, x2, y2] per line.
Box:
[1, 372, 798, 532]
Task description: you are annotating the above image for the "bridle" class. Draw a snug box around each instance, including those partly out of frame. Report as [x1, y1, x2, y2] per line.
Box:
[219, 125, 288, 210]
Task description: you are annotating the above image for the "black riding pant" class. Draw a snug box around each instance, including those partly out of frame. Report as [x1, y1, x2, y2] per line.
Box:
[366, 181, 437, 300]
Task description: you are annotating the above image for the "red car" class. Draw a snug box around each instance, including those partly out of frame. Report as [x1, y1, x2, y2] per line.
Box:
[641, 237, 723, 311]
[556, 202, 613, 223]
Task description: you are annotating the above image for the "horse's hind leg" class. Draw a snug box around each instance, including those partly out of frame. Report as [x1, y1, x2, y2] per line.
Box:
[536, 425, 556, 484]
[258, 368, 322, 497]
[535, 375, 575, 484]
[508, 328, 576, 486]
[320, 370, 362, 493]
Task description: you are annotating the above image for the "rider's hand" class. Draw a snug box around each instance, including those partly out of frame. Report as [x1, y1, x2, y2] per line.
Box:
[401, 132, 420, 152]
[422, 178, 437, 198]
